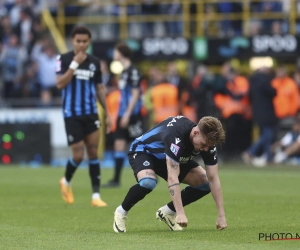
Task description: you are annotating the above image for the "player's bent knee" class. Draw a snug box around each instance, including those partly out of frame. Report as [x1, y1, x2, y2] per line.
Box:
[193, 182, 211, 192]
[139, 177, 157, 190]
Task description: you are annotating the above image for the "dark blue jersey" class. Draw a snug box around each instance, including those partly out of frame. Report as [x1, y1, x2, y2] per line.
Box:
[56, 51, 102, 118]
[117, 65, 142, 117]
[129, 116, 218, 166]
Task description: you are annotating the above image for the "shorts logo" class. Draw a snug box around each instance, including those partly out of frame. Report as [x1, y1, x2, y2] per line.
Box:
[170, 143, 180, 156]
[94, 120, 100, 128]
[143, 160, 150, 166]
[68, 135, 74, 142]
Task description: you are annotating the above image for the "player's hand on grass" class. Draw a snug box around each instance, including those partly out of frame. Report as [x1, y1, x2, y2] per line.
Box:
[105, 115, 112, 134]
[73, 51, 87, 64]
[176, 214, 188, 227]
[216, 215, 227, 230]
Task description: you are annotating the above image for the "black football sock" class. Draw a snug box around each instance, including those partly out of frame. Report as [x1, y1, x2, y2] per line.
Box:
[113, 151, 127, 183]
[89, 158, 101, 193]
[65, 158, 81, 182]
[121, 184, 152, 211]
[167, 183, 211, 212]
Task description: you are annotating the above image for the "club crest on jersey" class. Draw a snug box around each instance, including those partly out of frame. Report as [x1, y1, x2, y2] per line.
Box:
[143, 161, 150, 166]
[89, 63, 96, 71]
[170, 143, 180, 156]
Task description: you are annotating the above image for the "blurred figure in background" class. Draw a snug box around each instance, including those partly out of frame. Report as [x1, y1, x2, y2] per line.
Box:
[191, 64, 215, 120]
[273, 115, 300, 164]
[165, 61, 187, 115]
[0, 15, 14, 47]
[271, 65, 299, 120]
[141, 0, 159, 37]
[242, 67, 277, 167]
[214, 66, 252, 160]
[144, 68, 179, 127]
[0, 33, 27, 98]
[103, 43, 143, 188]
[14, 7, 33, 52]
[161, 0, 182, 36]
[36, 44, 60, 106]
[100, 59, 117, 95]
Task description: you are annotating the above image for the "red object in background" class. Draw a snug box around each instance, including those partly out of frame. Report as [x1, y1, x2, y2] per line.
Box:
[2, 154, 11, 164]
[2, 142, 12, 150]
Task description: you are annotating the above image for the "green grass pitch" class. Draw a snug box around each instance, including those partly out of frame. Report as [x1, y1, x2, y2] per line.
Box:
[0, 164, 299, 250]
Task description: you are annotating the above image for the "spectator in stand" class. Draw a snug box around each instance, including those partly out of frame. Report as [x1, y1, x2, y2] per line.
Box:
[204, 4, 219, 37]
[9, 0, 23, 28]
[217, 2, 242, 36]
[271, 66, 299, 120]
[0, 15, 13, 47]
[258, 1, 282, 33]
[161, 0, 182, 36]
[14, 7, 33, 52]
[36, 44, 60, 106]
[242, 67, 277, 167]
[141, 0, 160, 37]
[0, 33, 27, 98]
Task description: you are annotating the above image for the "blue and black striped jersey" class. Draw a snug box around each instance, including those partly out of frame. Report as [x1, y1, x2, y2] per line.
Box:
[117, 65, 142, 117]
[129, 116, 218, 166]
[56, 51, 102, 118]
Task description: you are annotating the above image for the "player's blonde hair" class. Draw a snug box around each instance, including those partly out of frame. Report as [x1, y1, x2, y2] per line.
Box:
[197, 116, 226, 146]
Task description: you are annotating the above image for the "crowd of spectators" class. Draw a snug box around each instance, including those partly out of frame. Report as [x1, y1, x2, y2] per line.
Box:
[0, 0, 60, 107]
[73, 0, 300, 39]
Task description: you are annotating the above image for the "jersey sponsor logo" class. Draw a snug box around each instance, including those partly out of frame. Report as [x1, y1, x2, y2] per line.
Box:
[179, 155, 194, 163]
[74, 69, 95, 80]
[170, 143, 180, 156]
[89, 63, 96, 71]
[143, 160, 150, 166]
[175, 138, 181, 144]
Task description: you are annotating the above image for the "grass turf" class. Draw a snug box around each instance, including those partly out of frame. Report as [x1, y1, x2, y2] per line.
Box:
[0, 164, 299, 250]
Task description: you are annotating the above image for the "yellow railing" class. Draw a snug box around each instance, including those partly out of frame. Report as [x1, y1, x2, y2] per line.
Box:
[51, 0, 298, 39]
[41, 8, 68, 53]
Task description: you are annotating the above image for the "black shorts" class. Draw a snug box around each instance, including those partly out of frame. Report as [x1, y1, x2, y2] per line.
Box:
[115, 115, 143, 142]
[128, 152, 199, 182]
[64, 114, 100, 145]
